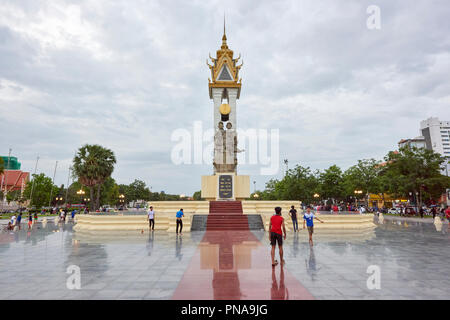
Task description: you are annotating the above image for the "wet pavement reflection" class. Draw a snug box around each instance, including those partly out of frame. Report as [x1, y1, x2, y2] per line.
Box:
[0, 218, 448, 300]
[172, 230, 314, 300]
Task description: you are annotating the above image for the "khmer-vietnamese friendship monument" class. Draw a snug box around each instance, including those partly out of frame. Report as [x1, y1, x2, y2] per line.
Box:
[74, 27, 375, 233]
[201, 24, 250, 201]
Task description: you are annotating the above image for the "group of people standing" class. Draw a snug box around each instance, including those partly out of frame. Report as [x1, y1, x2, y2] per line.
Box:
[269, 205, 324, 267]
[147, 206, 185, 235]
[8, 212, 38, 230]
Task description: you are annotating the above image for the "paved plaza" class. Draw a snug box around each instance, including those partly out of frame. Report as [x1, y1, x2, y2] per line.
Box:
[0, 217, 449, 300]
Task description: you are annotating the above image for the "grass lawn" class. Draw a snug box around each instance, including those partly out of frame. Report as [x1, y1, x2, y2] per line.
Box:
[0, 212, 56, 219]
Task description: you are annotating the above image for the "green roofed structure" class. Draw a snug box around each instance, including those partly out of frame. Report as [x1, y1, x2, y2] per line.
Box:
[0, 156, 21, 170]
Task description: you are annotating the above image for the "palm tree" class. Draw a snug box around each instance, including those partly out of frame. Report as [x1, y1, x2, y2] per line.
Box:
[72, 144, 116, 211]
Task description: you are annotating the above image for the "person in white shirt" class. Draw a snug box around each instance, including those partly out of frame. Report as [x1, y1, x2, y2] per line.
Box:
[10, 215, 16, 226]
[148, 206, 155, 231]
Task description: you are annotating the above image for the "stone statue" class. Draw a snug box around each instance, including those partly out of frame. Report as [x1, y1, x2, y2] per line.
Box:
[213, 122, 244, 173]
[225, 122, 237, 167]
[213, 122, 225, 172]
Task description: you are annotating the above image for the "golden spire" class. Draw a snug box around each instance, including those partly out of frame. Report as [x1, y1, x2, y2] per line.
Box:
[221, 13, 227, 48]
[207, 17, 243, 98]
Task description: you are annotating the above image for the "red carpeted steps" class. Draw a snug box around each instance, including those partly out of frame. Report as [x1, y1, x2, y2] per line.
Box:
[209, 201, 243, 214]
[207, 201, 249, 230]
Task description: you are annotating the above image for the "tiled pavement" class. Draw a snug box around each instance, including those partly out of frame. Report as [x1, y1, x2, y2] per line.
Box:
[0, 218, 448, 300]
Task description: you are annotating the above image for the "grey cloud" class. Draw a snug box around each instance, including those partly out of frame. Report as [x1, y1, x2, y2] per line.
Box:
[1, 0, 450, 194]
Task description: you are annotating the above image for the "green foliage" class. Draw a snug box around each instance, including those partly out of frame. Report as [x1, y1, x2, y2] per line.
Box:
[342, 159, 383, 205]
[257, 165, 320, 203]
[127, 179, 151, 201]
[22, 173, 59, 209]
[99, 177, 120, 205]
[192, 191, 203, 200]
[72, 144, 116, 210]
[381, 147, 450, 203]
[0, 157, 4, 175]
[318, 165, 344, 202]
[258, 148, 449, 205]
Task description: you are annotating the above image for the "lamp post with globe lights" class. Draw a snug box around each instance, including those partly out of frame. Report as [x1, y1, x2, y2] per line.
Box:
[354, 190, 363, 207]
[313, 193, 320, 205]
[118, 194, 125, 209]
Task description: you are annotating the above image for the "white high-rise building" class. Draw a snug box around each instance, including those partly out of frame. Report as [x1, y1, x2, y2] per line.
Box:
[420, 117, 450, 175]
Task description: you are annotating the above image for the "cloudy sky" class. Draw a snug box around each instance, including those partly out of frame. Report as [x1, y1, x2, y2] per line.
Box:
[1, 0, 449, 195]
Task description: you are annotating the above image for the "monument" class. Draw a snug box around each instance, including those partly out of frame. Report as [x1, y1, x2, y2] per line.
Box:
[74, 24, 376, 233]
[201, 25, 250, 201]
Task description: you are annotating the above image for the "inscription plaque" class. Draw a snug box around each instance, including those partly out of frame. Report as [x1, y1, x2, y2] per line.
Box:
[218, 175, 233, 199]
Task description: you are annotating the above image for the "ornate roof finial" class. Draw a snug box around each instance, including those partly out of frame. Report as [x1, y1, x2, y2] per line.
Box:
[222, 13, 227, 44]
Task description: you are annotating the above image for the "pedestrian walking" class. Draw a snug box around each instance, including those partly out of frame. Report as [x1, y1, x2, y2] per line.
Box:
[303, 206, 324, 246]
[289, 205, 298, 232]
[176, 208, 184, 235]
[27, 213, 33, 230]
[446, 206, 450, 230]
[16, 213, 22, 230]
[269, 207, 287, 267]
[148, 206, 155, 231]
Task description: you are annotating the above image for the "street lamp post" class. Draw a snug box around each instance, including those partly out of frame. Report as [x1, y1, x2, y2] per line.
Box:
[55, 196, 63, 208]
[118, 194, 125, 208]
[354, 190, 363, 207]
[77, 189, 85, 208]
[313, 193, 320, 206]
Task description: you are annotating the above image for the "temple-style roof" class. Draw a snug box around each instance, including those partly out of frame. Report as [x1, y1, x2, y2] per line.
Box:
[0, 170, 29, 192]
[207, 23, 242, 98]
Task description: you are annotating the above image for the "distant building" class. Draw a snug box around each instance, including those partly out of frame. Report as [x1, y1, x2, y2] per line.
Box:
[0, 156, 30, 195]
[0, 156, 22, 170]
[398, 136, 426, 149]
[420, 117, 450, 156]
[0, 170, 30, 193]
[420, 117, 450, 175]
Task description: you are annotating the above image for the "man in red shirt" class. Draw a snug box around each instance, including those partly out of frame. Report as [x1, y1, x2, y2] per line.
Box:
[445, 206, 450, 230]
[269, 207, 287, 267]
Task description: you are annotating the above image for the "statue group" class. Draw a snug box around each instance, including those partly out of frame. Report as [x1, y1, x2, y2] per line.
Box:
[213, 121, 239, 173]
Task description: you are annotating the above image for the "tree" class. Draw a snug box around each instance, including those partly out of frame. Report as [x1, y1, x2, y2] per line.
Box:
[22, 173, 59, 209]
[100, 177, 120, 206]
[318, 165, 345, 203]
[343, 159, 382, 207]
[127, 179, 151, 201]
[72, 144, 116, 210]
[66, 181, 89, 205]
[382, 147, 450, 206]
[256, 165, 320, 203]
[192, 191, 203, 200]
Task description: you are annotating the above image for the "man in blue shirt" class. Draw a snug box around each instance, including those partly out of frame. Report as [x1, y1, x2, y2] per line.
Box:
[303, 206, 324, 246]
[16, 213, 22, 230]
[176, 209, 184, 235]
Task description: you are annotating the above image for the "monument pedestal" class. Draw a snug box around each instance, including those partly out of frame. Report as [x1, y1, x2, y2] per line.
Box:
[201, 174, 250, 201]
